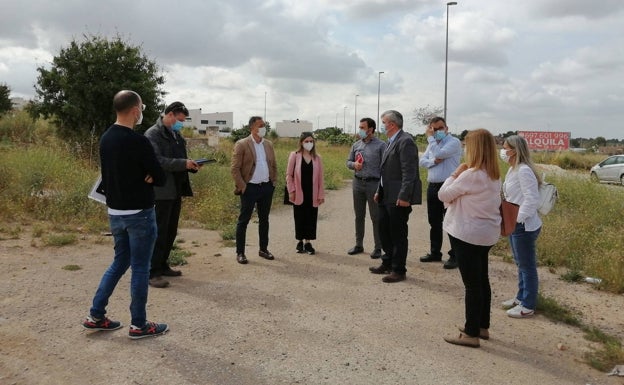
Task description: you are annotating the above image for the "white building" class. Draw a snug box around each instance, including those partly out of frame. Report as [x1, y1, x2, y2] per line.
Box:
[275, 119, 313, 138]
[184, 109, 233, 136]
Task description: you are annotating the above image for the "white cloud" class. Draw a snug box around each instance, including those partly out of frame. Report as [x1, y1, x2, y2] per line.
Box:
[0, 0, 623, 138]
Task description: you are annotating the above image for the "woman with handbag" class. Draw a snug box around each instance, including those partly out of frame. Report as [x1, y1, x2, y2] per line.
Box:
[438, 129, 501, 348]
[500, 135, 542, 318]
[285, 132, 325, 254]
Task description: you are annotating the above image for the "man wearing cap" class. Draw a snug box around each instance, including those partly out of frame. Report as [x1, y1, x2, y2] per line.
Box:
[418, 116, 462, 269]
[144, 102, 201, 288]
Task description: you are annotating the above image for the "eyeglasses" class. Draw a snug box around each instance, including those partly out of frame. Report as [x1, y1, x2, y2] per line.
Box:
[139, 104, 146, 111]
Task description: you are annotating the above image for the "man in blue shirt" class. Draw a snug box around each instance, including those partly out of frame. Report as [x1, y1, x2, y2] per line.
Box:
[418, 117, 462, 269]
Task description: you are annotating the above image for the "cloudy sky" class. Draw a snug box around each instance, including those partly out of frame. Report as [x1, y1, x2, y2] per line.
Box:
[1, 0, 623, 139]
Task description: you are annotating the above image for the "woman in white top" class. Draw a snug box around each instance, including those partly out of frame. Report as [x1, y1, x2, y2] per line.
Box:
[438, 129, 501, 348]
[500, 135, 542, 318]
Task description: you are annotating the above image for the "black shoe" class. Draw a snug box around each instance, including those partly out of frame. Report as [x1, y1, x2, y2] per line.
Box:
[162, 267, 182, 277]
[128, 321, 169, 340]
[370, 249, 382, 259]
[347, 246, 364, 255]
[369, 264, 392, 274]
[304, 242, 315, 255]
[443, 258, 458, 269]
[237, 253, 248, 264]
[420, 254, 442, 262]
[259, 249, 275, 260]
[296, 241, 304, 253]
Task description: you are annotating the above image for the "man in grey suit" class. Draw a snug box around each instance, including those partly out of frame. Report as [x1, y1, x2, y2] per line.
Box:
[369, 110, 422, 283]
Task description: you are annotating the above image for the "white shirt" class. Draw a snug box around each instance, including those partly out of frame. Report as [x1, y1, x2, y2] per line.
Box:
[249, 139, 270, 184]
[439, 168, 501, 246]
[503, 164, 542, 231]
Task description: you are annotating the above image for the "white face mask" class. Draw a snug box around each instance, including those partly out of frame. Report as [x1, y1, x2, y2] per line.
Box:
[303, 142, 314, 152]
[136, 111, 143, 125]
[257, 126, 266, 138]
[499, 148, 510, 163]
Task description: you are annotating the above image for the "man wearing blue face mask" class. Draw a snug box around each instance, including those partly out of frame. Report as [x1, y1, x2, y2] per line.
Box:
[346, 118, 386, 258]
[144, 101, 201, 288]
[418, 116, 462, 269]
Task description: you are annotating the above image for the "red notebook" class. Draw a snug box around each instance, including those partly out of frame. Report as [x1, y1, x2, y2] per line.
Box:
[355, 152, 364, 164]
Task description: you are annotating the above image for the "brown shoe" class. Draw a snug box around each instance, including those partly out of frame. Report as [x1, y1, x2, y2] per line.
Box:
[237, 253, 248, 264]
[149, 276, 170, 288]
[369, 264, 392, 274]
[382, 272, 406, 283]
[458, 326, 489, 340]
[258, 249, 275, 260]
[444, 332, 480, 348]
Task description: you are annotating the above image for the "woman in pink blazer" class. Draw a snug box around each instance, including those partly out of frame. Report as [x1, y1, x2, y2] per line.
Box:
[286, 132, 325, 254]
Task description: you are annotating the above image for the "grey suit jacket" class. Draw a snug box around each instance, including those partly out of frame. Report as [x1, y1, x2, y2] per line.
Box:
[376, 130, 422, 205]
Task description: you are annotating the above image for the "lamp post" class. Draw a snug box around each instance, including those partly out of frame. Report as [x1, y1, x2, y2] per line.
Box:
[264, 91, 267, 121]
[335, 112, 338, 129]
[343, 106, 348, 132]
[444, 1, 457, 121]
[377, 71, 384, 129]
[354, 94, 359, 134]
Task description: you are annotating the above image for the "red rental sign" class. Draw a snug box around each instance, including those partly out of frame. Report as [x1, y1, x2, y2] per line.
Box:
[518, 131, 570, 150]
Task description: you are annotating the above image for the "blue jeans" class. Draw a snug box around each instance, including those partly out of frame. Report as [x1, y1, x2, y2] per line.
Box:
[90, 208, 157, 327]
[509, 223, 541, 310]
[236, 182, 275, 254]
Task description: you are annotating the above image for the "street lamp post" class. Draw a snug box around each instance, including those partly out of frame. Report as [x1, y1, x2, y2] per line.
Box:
[335, 113, 338, 129]
[354, 94, 359, 134]
[343, 106, 348, 132]
[264, 91, 267, 121]
[444, 1, 457, 121]
[377, 71, 384, 129]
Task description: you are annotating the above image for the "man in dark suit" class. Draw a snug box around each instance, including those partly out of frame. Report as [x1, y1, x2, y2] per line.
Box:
[230, 116, 278, 264]
[370, 110, 422, 283]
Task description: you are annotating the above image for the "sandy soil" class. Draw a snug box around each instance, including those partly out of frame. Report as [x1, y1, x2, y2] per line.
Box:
[1, 181, 623, 385]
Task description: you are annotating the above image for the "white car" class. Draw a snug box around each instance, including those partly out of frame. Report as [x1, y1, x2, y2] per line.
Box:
[590, 155, 624, 185]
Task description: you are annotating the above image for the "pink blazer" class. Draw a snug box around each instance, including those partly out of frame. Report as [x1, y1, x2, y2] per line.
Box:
[286, 151, 325, 207]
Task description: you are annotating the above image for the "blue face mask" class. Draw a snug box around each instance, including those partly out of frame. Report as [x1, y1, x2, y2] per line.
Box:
[379, 124, 387, 135]
[358, 129, 367, 139]
[172, 121, 184, 131]
[434, 130, 446, 141]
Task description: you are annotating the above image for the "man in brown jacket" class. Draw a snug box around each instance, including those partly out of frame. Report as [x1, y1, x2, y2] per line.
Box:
[230, 116, 278, 264]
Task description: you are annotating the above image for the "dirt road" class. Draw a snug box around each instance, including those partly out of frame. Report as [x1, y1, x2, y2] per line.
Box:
[1, 182, 622, 385]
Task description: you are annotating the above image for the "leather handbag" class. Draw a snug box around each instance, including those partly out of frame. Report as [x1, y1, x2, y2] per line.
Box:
[500, 199, 519, 236]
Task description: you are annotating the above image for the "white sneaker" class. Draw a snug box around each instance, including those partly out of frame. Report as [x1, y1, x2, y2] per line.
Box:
[501, 298, 520, 309]
[507, 304, 535, 318]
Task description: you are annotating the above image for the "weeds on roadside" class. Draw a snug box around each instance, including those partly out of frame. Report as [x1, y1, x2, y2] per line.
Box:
[538, 292, 624, 372]
[43, 233, 77, 246]
[168, 241, 192, 266]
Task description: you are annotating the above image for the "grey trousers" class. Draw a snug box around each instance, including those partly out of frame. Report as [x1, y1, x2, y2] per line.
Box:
[352, 178, 382, 250]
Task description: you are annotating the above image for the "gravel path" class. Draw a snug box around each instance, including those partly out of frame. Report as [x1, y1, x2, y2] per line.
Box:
[0, 181, 621, 385]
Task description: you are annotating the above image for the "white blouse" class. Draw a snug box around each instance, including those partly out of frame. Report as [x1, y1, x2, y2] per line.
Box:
[503, 164, 542, 232]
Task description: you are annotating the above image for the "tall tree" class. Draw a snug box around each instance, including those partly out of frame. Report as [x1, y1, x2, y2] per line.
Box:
[0, 83, 11, 115]
[412, 104, 443, 126]
[31, 34, 165, 142]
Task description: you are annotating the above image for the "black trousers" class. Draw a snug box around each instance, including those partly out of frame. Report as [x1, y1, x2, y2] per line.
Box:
[450, 235, 492, 337]
[150, 197, 182, 277]
[427, 182, 453, 258]
[236, 182, 274, 254]
[378, 202, 412, 274]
